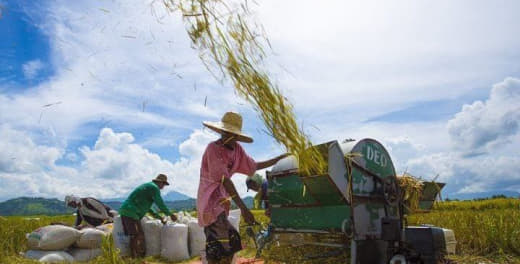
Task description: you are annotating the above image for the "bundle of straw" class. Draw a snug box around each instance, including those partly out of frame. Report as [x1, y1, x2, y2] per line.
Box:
[163, 0, 326, 175]
[397, 174, 424, 212]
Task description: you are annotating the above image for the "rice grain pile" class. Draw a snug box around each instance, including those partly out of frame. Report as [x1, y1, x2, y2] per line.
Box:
[163, 0, 326, 175]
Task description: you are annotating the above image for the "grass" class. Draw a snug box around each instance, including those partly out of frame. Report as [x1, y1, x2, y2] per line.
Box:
[3, 199, 520, 263]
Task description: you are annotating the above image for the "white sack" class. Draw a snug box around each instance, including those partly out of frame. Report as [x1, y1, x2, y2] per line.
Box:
[161, 222, 189, 262]
[141, 218, 163, 257]
[177, 211, 194, 225]
[187, 219, 206, 257]
[24, 250, 68, 260]
[68, 248, 103, 262]
[96, 223, 114, 234]
[112, 216, 130, 257]
[228, 209, 241, 231]
[27, 225, 80, 250]
[37, 251, 74, 263]
[75, 228, 107, 249]
[228, 210, 241, 264]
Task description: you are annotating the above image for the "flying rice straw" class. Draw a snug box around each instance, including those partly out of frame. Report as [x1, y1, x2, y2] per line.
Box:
[163, 0, 326, 175]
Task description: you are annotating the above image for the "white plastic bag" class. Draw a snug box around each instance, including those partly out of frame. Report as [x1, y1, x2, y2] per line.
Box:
[75, 228, 107, 249]
[27, 225, 81, 250]
[37, 251, 74, 263]
[228, 210, 242, 264]
[68, 248, 103, 262]
[228, 209, 241, 231]
[141, 218, 163, 257]
[112, 216, 130, 256]
[161, 222, 190, 262]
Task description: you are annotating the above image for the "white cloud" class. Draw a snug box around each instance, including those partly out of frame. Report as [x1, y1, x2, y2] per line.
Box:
[22, 59, 44, 80]
[255, 0, 520, 117]
[0, 125, 73, 199]
[0, 126, 169, 200]
[405, 152, 520, 195]
[0, 126, 243, 200]
[0, 125, 63, 174]
[2, 0, 520, 201]
[382, 137, 426, 174]
[448, 77, 520, 153]
[179, 129, 217, 158]
[0, 0, 241, 147]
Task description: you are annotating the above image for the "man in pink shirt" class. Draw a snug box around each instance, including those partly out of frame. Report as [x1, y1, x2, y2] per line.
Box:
[198, 111, 287, 264]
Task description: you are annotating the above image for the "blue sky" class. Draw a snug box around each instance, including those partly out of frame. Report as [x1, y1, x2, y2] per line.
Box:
[1, 0, 520, 201]
[0, 1, 53, 89]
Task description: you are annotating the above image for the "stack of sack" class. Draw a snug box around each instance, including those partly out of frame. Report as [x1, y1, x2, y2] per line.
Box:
[113, 214, 192, 261]
[23, 223, 113, 263]
[113, 210, 241, 262]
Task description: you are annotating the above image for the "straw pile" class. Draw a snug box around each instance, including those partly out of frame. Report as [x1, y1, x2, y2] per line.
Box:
[163, 0, 326, 175]
[397, 174, 424, 212]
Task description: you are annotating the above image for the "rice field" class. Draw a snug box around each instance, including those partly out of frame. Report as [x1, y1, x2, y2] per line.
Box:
[409, 198, 520, 259]
[2, 198, 520, 263]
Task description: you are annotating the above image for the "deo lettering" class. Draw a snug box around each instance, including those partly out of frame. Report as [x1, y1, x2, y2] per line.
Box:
[366, 145, 387, 167]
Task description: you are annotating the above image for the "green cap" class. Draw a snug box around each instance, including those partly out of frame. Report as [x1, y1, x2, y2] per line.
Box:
[246, 173, 263, 191]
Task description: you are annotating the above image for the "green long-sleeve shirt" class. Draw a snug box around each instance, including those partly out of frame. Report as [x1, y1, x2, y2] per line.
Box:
[119, 182, 172, 220]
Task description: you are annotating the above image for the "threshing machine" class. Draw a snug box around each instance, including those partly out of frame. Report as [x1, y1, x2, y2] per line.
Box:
[259, 138, 455, 263]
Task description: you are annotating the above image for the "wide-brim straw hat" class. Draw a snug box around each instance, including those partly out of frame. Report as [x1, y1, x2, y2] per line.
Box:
[203, 111, 253, 143]
[152, 174, 170, 185]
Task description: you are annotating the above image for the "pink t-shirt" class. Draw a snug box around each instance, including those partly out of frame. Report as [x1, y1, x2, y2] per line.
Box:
[197, 140, 257, 227]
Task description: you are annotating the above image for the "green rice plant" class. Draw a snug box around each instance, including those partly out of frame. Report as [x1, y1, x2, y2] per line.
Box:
[409, 208, 520, 256]
[89, 234, 125, 264]
[434, 198, 520, 211]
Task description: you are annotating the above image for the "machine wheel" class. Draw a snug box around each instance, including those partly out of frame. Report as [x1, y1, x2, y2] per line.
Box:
[389, 254, 407, 264]
[383, 176, 400, 206]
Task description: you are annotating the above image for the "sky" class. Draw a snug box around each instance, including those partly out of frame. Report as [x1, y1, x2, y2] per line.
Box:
[0, 0, 519, 201]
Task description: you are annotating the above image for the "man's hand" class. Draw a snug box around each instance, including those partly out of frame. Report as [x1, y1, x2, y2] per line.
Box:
[265, 208, 271, 217]
[242, 208, 256, 225]
[74, 224, 86, 230]
[256, 153, 291, 170]
[170, 214, 178, 222]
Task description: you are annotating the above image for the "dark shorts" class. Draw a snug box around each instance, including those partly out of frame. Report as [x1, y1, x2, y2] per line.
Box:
[121, 215, 143, 236]
[204, 212, 242, 261]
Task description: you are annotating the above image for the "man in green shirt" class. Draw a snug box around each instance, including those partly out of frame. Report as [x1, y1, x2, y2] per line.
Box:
[119, 174, 177, 257]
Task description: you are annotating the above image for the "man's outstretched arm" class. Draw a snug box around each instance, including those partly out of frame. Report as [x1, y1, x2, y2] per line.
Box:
[255, 154, 289, 170]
